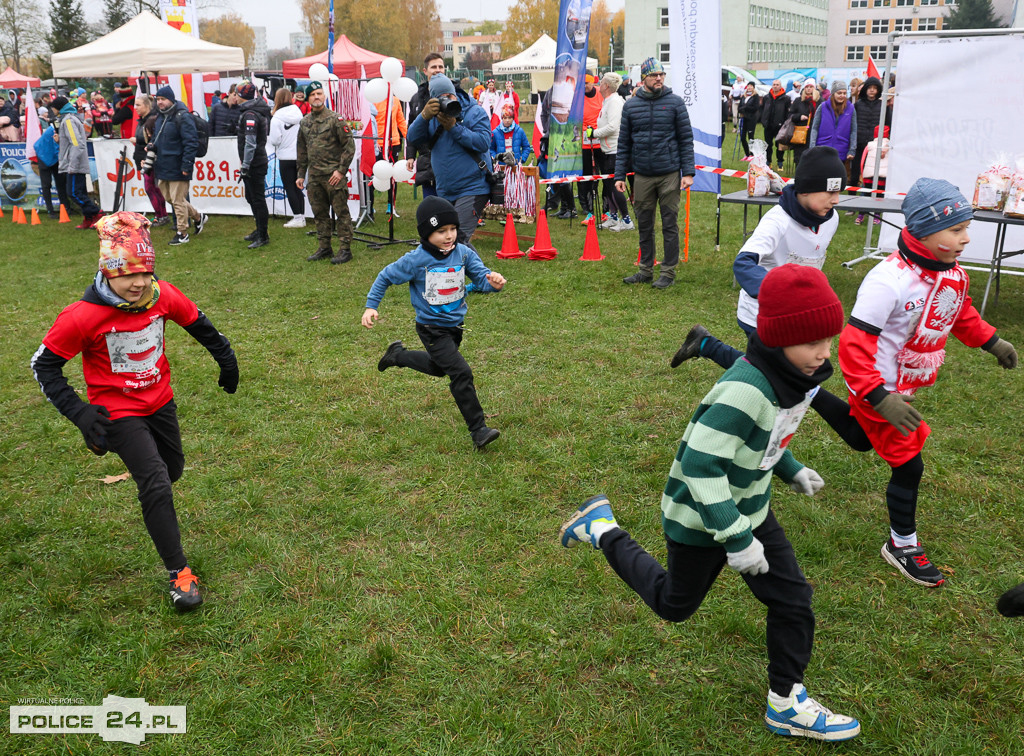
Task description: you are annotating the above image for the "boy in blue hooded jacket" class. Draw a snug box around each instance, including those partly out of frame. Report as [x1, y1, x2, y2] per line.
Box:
[362, 197, 506, 450]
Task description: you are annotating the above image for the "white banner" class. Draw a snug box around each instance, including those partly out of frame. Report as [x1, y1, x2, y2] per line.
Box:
[93, 137, 362, 220]
[881, 34, 1024, 266]
[669, 0, 721, 193]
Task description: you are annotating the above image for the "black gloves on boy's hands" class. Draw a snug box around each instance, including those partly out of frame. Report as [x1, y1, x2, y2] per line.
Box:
[74, 404, 112, 455]
[984, 338, 1018, 369]
[872, 393, 922, 437]
[218, 358, 239, 394]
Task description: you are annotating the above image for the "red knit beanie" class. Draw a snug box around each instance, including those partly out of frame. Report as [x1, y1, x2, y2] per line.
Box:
[757, 264, 844, 347]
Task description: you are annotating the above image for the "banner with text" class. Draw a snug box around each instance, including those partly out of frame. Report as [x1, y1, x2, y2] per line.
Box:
[669, 0, 721, 193]
[92, 138, 361, 220]
[547, 0, 594, 179]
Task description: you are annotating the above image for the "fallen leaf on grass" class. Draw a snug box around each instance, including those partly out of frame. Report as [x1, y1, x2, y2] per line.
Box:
[100, 472, 132, 484]
[312, 315, 319, 320]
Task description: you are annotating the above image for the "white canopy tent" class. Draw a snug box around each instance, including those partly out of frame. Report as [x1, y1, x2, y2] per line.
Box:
[51, 12, 244, 77]
[493, 34, 599, 92]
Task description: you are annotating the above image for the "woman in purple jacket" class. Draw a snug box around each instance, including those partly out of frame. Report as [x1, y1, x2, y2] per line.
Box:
[808, 81, 856, 175]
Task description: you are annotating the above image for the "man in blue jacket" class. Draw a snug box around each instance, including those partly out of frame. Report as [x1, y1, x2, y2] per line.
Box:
[407, 75, 492, 249]
[615, 57, 695, 289]
[151, 86, 208, 246]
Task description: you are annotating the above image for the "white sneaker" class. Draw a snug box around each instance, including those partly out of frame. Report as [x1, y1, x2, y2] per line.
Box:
[283, 216, 306, 229]
[618, 218, 635, 231]
[765, 684, 860, 741]
[599, 215, 619, 229]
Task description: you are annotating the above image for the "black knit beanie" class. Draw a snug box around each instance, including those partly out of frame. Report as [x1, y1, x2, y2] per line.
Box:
[793, 146, 847, 194]
[416, 196, 460, 241]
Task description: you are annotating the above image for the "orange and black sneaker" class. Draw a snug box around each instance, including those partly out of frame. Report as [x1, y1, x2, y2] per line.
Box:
[168, 567, 203, 611]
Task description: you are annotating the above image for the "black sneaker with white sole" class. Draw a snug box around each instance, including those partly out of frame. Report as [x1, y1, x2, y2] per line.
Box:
[881, 539, 945, 587]
[169, 232, 190, 246]
[193, 213, 209, 236]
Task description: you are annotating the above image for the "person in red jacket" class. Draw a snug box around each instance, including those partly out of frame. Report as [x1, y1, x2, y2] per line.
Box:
[579, 73, 604, 224]
[838, 178, 1017, 587]
[30, 212, 239, 611]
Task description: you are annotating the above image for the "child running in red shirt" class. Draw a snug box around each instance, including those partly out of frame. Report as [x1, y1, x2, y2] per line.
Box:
[31, 211, 239, 610]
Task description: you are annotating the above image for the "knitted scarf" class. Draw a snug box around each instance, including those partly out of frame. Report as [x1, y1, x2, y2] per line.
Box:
[894, 228, 969, 393]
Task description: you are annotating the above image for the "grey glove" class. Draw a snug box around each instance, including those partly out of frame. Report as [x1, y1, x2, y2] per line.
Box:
[501, 150, 517, 166]
[789, 467, 824, 496]
[726, 538, 769, 576]
[985, 337, 1018, 369]
[873, 392, 923, 437]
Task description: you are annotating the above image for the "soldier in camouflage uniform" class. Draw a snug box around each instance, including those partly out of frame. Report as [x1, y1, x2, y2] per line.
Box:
[296, 81, 356, 264]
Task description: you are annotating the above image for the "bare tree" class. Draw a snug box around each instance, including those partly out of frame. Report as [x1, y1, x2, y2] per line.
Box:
[0, 0, 48, 71]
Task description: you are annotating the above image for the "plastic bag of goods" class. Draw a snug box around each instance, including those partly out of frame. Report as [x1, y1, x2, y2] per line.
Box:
[1003, 166, 1024, 219]
[973, 158, 1012, 211]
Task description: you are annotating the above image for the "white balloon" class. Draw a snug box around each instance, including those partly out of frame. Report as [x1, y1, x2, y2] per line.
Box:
[363, 78, 389, 104]
[372, 175, 392, 192]
[393, 77, 418, 103]
[307, 63, 329, 81]
[391, 160, 414, 182]
[379, 57, 403, 84]
[372, 160, 393, 180]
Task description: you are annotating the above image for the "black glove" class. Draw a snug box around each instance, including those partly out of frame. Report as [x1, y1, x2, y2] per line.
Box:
[218, 358, 239, 394]
[74, 404, 112, 455]
[239, 165, 250, 180]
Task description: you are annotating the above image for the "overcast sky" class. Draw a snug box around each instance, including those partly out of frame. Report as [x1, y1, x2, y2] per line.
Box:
[80, 0, 527, 50]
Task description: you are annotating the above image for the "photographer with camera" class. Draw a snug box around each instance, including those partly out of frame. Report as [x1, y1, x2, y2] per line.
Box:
[132, 95, 170, 227]
[151, 86, 208, 246]
[407, 75, 493, 250]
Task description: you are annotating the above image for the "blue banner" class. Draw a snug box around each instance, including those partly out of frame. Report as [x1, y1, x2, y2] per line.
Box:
[0, 142, 96, 209]
[547, 0, 594, 179]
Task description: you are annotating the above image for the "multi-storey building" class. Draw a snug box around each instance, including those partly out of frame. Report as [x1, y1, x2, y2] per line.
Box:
[250, 26, 268, 70]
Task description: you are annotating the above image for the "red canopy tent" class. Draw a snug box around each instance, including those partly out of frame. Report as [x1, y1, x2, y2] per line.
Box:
[0, 66, 42, 88]
[281, 35, 403, 79]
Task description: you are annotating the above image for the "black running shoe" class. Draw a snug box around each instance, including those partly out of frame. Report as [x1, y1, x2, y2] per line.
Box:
[671, 324, 710, 367]
[377, 341, 405, 372]
[169, 567, 203, 611]
[193, 213, 209, 236]
[881, 539, 945, 587]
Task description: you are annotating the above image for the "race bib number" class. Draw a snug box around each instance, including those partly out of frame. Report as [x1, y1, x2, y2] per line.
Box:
[424, 265, 465, 306]
[105, 318, 164, 376]
[759, 387, 817, 470]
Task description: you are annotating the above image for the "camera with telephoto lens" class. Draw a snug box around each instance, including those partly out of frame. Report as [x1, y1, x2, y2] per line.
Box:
[140, 143, 157, 175]
[436, 93, 462, 118]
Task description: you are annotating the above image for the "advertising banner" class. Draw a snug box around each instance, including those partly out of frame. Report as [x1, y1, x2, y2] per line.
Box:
[669, 0, 721, 193]
[546, 0, 593, 179]
[91, 138, 361, 220]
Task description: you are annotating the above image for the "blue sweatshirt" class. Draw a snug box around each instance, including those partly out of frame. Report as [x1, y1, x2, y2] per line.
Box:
[365, 242, 496, 327]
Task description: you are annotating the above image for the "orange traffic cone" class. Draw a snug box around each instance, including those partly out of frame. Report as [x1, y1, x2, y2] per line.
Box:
[58, 205, 71, 223]
[495, 213, 524, 259]
[14, 206, 26, 224]
[30, 208, 41, 225]
[526, 209, 558, 260]
[579, 216, 604, 261]
[0, 205, 5, 218]
[634, 246, 660, 266]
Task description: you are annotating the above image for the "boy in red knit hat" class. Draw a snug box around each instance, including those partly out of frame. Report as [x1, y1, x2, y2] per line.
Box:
[561, 264, 860, 742]
[31, 211, 239, 611]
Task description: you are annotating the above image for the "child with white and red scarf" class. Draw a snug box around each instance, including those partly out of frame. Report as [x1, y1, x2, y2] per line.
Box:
[839, 178, 1017, 587]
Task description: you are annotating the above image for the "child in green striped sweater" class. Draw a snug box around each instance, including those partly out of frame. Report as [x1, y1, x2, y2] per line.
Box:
[560, 264, 860, 742]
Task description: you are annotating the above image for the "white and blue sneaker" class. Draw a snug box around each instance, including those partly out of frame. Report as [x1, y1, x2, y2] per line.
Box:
[560, 495, 618, 549]
[765, 684, 860, 741]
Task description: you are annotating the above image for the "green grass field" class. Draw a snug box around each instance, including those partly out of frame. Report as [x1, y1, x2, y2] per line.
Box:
[2, 131, 1023, 754]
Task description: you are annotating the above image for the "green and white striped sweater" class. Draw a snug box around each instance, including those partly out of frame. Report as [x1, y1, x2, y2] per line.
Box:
[661, 358, 805, 552]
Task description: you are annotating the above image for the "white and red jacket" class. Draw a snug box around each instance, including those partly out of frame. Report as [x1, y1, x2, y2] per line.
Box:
[839, 232, 996, 409]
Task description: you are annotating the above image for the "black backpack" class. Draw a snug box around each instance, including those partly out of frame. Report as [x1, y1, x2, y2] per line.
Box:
[176, 110, 210, 158]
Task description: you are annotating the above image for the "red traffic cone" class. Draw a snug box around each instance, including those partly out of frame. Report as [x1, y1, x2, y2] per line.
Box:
[495, 213, 524, 259]
[30, 208, 41, 225]
[579, 216, 605, 261]
[634, 246, 660, 266]
[58, 205, 71, 223]
[526, 209, 558, 260]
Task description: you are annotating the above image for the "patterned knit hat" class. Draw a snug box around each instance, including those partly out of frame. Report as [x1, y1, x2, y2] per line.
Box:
[757, 264, 844, 347]
[501, 103, 515, 119]
[237, 81, 257, 100]
[640, 57, 665, 79]
[901, 178, 973, 239]
[96, 212, 155, 279]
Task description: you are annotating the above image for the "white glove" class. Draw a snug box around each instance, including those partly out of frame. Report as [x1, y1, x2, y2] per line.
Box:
[726, 538, 769, 576]
[789, 467, 824, 497]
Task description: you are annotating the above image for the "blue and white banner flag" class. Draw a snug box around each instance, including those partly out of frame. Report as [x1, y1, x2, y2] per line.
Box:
[547, 0, 594, 179]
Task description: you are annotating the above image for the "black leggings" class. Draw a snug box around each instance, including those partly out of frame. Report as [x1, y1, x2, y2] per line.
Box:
[105, 401, 188, 571]
[739, 117, 757, 157]
[278, 159, 304, 215]
[596, 149, 628, 216]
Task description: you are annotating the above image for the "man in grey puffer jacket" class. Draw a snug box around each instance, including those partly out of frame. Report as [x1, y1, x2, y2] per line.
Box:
[615, 57, 694, 289]
[56, 98, 102, 228]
